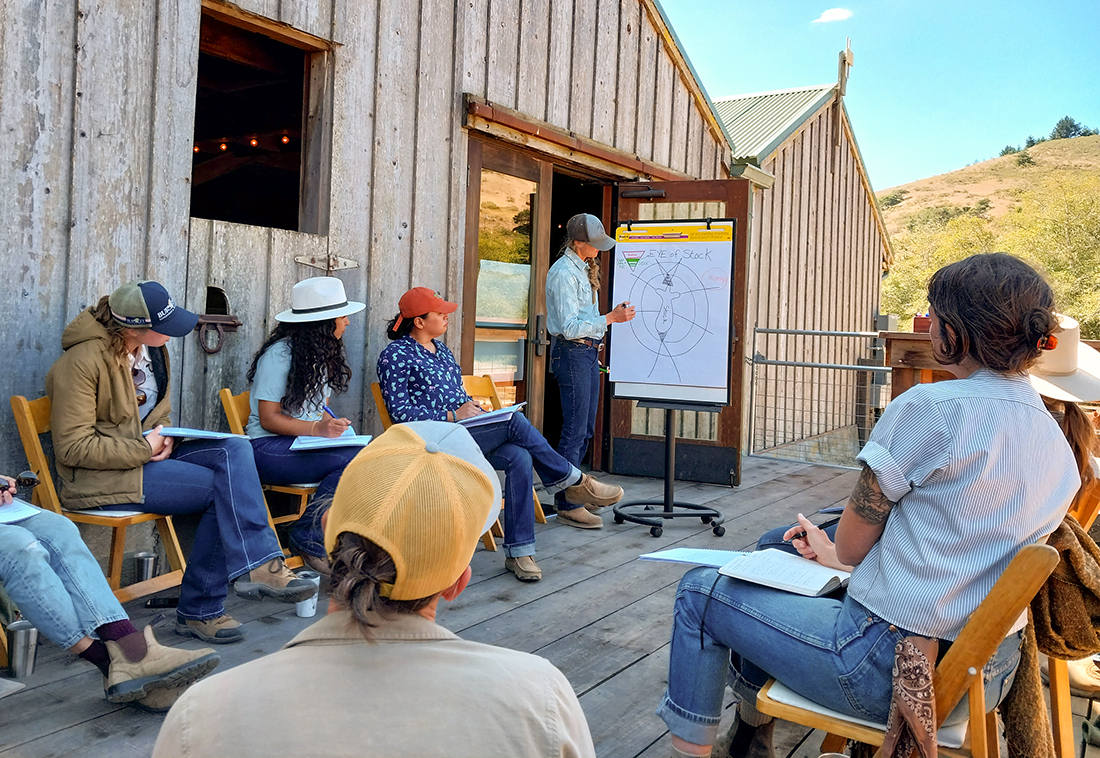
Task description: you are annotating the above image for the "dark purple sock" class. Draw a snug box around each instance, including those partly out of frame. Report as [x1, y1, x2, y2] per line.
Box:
[96, 620, 147, 662]
[78, 640, 111, 677]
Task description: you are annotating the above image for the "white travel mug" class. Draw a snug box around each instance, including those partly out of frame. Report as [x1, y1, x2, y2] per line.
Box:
[295, 570, 322, 618]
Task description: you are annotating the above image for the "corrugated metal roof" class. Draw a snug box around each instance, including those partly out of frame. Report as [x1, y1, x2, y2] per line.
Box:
[713, 85, 836, 164]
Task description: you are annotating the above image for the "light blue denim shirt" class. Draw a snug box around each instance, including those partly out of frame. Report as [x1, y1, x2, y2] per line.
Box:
[546, 250, 606, 340]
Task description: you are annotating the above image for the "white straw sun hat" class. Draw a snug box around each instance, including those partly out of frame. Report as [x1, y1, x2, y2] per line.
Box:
[1028, 314, 1100, 403]
[275, 277, 365, 323]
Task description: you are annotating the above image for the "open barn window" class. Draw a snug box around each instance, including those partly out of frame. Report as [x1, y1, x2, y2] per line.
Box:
[190, 7, 330, 233]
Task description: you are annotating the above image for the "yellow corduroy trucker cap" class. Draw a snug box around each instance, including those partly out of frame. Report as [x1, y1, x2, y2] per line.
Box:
[324, 421, 502, 601]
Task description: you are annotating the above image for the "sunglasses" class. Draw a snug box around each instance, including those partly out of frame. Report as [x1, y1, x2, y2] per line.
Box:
[0, 471, 39, 493]
[132, 367, 147, 405]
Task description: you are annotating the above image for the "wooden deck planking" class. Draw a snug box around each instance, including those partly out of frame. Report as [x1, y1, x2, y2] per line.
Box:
[3, 458, 1091, 758]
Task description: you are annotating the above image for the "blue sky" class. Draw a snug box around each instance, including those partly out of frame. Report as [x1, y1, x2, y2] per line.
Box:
[659, 1, 1100, 191]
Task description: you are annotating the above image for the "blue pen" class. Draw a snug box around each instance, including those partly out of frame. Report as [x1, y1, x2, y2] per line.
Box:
[322, 405, 338, 419]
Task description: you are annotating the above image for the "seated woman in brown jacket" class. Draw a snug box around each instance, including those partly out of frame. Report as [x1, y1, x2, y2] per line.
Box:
[45, 281, 314, 645]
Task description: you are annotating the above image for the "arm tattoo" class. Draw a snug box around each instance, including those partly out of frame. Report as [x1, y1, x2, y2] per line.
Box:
[850, 465, 896, 525]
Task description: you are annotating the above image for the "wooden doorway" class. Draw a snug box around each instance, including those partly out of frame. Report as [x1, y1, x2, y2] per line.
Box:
[461, 137, 553, 430]
[608, 179, 752, 485]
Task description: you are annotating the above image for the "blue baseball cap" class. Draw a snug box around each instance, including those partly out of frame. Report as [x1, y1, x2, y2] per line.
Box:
[108, 281, 199, 338]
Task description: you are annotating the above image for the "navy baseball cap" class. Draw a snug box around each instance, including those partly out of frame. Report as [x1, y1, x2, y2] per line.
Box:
[108, 281, 199, 337]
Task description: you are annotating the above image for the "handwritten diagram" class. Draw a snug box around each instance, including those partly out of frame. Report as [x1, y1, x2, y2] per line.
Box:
[609, 222, 733, 390]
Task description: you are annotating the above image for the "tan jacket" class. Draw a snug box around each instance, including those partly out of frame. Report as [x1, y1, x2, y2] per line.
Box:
[153, 610, 597, 758]
[44, 309, 171, 509]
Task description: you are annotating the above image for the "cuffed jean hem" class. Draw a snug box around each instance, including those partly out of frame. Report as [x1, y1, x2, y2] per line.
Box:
[226, 549, 287, 583]
[656, 691, 722, 746]
[58, 611, 129, 651]
[550, 466, 585, 510]
[176, 608, 230, 623]
[503, 540, 537, 559]
[543, 465, 582, 493]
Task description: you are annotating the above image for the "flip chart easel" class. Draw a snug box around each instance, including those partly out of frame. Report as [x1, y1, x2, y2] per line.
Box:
[611, 401, 726, 537]
[607, 218, 734, 538]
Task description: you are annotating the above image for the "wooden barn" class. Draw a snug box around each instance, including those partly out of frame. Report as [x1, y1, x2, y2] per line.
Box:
[0, 0, 763, 514]
[0, 0, 888, 532]
[712, 81, 894, 467]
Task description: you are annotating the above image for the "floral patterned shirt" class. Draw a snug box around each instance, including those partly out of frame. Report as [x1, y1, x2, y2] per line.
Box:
[377, 335, 473, 422]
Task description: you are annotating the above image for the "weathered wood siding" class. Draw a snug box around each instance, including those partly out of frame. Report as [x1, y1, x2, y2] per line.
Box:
[745, 100, 886, 452]
[1, 0, 727, 469]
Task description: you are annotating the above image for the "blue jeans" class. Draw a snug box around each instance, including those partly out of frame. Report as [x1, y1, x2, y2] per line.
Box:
[103, 437, 283, 621]
[466, 412, 580, 557]
[657, 567, 1024, 746]
[250, 435, 359, 559]
[550, 338, 600, 510]
[0, 510, 128, 649]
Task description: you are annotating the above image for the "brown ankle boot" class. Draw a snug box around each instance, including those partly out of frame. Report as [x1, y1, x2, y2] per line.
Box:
[233, 558, 317, 603]
[104, 627, 219, 704]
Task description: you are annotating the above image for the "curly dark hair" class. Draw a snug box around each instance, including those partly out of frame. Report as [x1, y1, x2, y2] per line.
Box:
[329, 531, 434, 640]
[927, 253, 1057, 374]
[247, 319, 351, 415]
[385, 311, 428, 341]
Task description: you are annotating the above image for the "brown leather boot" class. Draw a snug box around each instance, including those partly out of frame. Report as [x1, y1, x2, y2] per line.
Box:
[233, 558, 317, 603]
[104, 627, 219, 703]
[563, 473, 624, 508]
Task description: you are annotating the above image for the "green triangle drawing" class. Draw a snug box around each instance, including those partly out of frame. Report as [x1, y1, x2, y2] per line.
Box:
[623, 250, 644, 270]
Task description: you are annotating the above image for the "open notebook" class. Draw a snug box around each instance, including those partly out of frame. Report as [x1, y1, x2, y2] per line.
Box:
[717, 549, 850, 597]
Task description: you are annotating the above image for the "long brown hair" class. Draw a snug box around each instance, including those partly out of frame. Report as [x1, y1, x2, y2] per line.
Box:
[91, 296, 133, 366]
[328, 531, 435, 640]
[562, 238, 600, 304]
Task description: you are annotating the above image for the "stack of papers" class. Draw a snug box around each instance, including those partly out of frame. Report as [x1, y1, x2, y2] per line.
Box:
[143, 427, 247, 440]
[0, 498, 40, 525]
[457, 402, 527, 428]
[290, 429, 373, 450]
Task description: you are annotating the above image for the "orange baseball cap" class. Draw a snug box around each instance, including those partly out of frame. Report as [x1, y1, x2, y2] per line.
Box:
[396, 287, 458, 327]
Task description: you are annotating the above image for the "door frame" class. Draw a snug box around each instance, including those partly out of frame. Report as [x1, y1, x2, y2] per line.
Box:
[461, 136, 555, 430]
[607, 179, 753, 485]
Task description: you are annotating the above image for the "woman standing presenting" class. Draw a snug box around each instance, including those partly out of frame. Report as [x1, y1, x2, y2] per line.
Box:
[545, 213, 635, 524]
[246, 277, 365, 573]
[46, 281, 315, 646]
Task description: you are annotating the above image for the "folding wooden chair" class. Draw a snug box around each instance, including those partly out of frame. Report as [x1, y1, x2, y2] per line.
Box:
[370, 381, 505, 552]
[461, 374, 548, 528]
[756, 543, 1060, 758]
[9, 395, 187, 603]
[218, 388, 314, 569]
[1048, 479, 1100, 758]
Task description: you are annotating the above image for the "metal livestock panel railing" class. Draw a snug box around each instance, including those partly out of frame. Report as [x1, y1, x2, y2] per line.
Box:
[748, 328, 892, 469]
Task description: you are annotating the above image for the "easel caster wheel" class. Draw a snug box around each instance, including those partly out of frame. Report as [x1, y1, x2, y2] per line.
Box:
[712, 526, 726, 537]
[700, 516, 712, 524]
[650, 526, 663, 538]
[614, 514, 625, 524]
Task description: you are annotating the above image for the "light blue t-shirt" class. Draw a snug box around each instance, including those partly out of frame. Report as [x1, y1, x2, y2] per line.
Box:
[246, 340, 329, 438]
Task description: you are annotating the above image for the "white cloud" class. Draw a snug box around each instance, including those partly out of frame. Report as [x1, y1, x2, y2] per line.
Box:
[813, 8, 853, 23]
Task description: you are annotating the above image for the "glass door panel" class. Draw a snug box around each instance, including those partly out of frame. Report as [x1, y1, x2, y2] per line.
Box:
[474, 169, 538, 406]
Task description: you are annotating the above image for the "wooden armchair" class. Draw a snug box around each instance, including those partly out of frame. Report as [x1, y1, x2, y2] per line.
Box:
[756, 542, 1060, 758]
[370, 380, 507, 552]
[9, 395, 187, 604]
[218, 388, 313, 569]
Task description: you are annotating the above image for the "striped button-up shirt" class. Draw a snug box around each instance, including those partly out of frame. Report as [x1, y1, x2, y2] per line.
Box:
[850, 369, 1079, 640]
[546, 250, 606, 341]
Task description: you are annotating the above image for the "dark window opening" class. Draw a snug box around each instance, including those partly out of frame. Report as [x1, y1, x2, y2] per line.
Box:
[191, 15, 306, 231]
[204, 286, 230, 316]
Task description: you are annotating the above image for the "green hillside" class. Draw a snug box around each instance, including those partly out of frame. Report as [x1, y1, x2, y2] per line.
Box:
[877, 135, 1100, 335]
